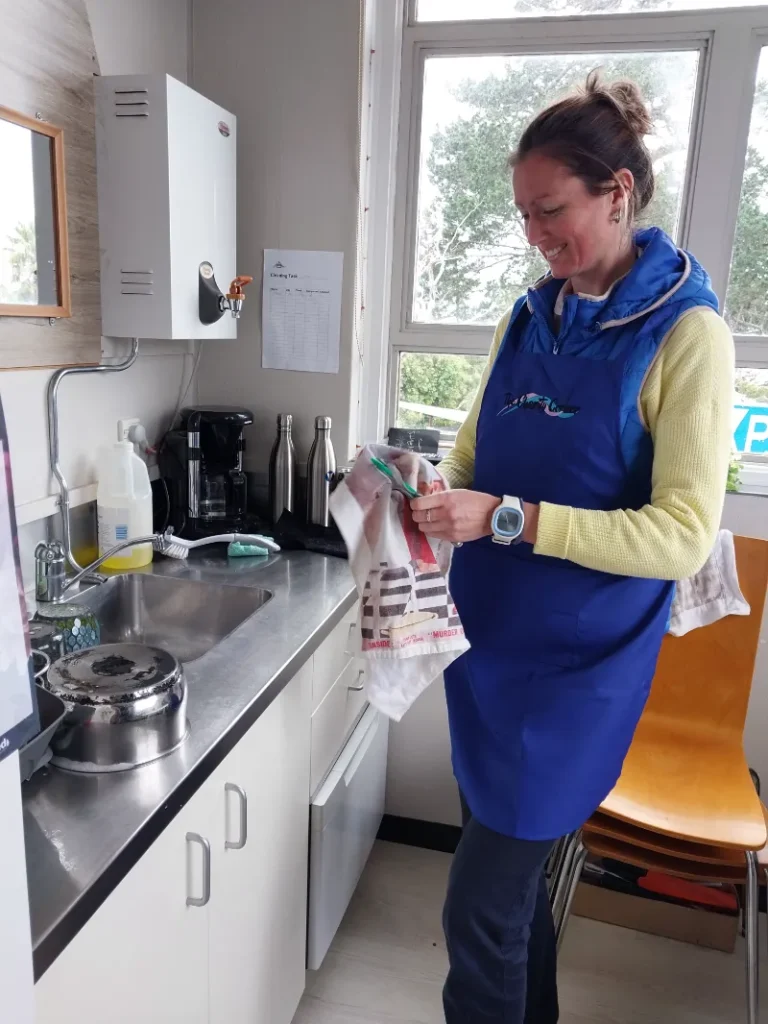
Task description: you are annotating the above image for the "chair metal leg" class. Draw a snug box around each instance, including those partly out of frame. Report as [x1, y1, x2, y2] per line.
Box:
[546, 836, 563, 877]
[550, 830, 581, 929]
[555, 840, 588, 952]
[745, 850, 759, 1024]
[547, 836, 567, 892]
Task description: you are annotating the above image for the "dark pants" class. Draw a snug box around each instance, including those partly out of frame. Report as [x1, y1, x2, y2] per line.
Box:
[442, 796, 559, 1023]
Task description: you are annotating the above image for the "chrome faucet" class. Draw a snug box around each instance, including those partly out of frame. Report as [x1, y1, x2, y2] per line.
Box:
[47, 338, 140, 576]
[37, 336, 150, 603]
[35, 532, 172, 603]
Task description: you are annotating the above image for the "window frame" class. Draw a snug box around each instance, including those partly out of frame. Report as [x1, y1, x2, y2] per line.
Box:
[371, 2, 768, 470]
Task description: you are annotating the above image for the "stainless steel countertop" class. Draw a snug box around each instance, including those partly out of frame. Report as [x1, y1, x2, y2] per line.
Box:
[23, 549, 356, 978]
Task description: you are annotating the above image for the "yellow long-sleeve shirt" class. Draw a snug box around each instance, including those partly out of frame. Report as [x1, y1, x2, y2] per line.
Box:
[439, 306, 734, 581]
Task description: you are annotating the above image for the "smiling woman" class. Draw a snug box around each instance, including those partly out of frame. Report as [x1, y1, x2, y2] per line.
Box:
[382, 6, 768, 1017]
[410, 67, 735, 1024]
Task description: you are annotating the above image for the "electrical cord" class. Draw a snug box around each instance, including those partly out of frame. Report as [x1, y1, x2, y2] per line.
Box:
[167, 341, 205, 435]
[159, 476, 172, 535]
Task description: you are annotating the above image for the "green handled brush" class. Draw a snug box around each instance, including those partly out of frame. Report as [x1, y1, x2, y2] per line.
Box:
[370, 456, 420, 498]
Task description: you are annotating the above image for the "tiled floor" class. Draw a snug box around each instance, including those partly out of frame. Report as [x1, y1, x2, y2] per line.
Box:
[295, 840, 763, 1024]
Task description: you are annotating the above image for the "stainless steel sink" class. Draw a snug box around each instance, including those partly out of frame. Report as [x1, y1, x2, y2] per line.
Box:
[69, 573, 271, 663]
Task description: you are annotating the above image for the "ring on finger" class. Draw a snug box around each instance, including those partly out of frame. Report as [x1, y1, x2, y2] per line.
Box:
[426, 509, 432, 523]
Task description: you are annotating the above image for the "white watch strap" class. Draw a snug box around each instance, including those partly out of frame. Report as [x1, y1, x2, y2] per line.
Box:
[492, 495, 524, 545]
[502, 495, 523, 515]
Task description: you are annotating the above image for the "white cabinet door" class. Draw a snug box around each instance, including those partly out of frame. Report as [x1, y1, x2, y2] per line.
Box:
[35, 780, 216, 1024]
[209, 659, 312, 1024]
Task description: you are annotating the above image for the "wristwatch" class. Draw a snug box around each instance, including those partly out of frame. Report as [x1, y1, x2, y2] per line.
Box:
[491, 496, 525, 545]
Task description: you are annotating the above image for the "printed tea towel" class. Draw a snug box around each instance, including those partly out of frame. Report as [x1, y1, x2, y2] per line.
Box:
[329, 444, 469, 721]
[668, 529, 750, 636]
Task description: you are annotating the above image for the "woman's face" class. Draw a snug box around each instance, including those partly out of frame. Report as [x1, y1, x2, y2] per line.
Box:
[513, 152, 630, 287]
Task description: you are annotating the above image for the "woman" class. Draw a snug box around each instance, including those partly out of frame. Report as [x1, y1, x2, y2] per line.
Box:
[410, 71, 733, 1023]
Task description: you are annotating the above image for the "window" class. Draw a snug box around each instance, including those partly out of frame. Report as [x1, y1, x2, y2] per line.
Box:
[396, 352, 487, 441]
[725, 47, 768, 337]
[416, 1, 767, 20]
[370, 2, 768, 491]
[414, 50, 699, 326]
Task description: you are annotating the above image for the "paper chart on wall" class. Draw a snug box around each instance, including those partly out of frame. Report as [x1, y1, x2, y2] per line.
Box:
[262, 249, 344, 374]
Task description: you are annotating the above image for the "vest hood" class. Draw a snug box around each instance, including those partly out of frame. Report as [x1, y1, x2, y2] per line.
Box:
[527, 227, 719, 331]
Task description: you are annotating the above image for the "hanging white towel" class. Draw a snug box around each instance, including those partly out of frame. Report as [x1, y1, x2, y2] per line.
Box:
[329, 444, 469, 721]
[668, 529, 750, 637]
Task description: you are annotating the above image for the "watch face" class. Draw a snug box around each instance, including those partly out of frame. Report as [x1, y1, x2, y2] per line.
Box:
[495, 506, 523, 537]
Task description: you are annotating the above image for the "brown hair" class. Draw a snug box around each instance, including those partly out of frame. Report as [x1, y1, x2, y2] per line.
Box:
[509, 69, 655, 221]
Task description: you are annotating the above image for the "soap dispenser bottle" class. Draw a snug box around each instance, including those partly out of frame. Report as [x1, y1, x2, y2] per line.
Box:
[97, 441, 153, 569]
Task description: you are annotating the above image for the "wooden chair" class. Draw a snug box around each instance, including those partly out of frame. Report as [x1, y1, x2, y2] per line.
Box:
[551, 536, 768, 1024]
[563, 819, 768, 1024]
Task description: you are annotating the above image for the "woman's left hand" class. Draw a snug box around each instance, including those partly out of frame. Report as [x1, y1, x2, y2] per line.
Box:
[410, 490, 499, 544]
[411, 491, 540, 545]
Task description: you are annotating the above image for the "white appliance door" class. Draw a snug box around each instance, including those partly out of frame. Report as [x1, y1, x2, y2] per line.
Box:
[307, 706, 388, 970]
[0, 398, 35, 1021]
[0, 752, 34, 1024]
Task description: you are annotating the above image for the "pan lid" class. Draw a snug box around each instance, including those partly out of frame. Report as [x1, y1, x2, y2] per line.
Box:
[46, 643, 182, 706]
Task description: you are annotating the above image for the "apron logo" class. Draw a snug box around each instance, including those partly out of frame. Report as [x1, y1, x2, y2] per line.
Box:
[499, 392, 580, 419]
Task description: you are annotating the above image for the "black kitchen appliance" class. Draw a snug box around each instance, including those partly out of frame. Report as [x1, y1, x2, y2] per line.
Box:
[157, 407, 255, 538]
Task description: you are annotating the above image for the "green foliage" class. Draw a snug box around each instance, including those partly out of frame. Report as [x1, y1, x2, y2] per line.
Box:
[736, 370, 768, 405]
[510, 1, 672, 10]
[727, 456, 742, 494]
[416, 53, 687, 325]
[399, 353, 485, 428]
[1, 221, 37, 304]
[724, 82, 768, 335]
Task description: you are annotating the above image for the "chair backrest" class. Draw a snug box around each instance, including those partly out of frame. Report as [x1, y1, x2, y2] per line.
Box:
[645, 535, 768, 737]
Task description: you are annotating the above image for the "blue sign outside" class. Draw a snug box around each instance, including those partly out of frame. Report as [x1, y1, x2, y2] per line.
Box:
[733, 404, 768, 456]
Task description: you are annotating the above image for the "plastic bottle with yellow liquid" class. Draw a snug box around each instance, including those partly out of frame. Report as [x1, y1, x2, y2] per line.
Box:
[97, 441, 153, 569]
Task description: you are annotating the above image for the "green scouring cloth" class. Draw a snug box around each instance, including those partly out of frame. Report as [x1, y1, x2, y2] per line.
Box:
[227, 541, 270, 558]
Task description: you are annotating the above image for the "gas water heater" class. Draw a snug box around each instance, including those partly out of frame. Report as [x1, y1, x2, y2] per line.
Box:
[95, 73, 251, 340]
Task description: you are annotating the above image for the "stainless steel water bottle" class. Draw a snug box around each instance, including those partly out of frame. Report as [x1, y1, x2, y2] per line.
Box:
[306, 415, 336, 527]
[269, 413, 296, 524]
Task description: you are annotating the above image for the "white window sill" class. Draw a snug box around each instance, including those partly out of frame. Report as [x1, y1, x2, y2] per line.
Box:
[734, 462, 768, 498]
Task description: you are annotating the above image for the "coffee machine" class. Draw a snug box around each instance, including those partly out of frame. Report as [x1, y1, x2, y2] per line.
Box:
[157, 407, 255, 538]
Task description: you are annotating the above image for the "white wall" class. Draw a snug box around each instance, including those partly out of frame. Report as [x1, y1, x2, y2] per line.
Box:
[86, 0, 190, 82]
[1, 0, 192, 553]
[386, 678, 462, 827]
[722, 495, 768, 789]
[386, 493, 768, 827]
[190, 0, 362, 476]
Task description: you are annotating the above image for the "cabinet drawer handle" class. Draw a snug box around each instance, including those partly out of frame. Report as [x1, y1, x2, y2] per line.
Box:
[185, 832, 211, 907]
[348, 670, 365, 692]
[344, 621, 357, 657]
[225, 782, 248, 850]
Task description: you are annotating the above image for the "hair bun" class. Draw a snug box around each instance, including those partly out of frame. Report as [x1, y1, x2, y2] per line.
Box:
[585, 68, 653, 139]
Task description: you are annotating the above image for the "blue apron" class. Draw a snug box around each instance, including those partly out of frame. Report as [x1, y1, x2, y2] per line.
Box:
[445, 298, 675, 841]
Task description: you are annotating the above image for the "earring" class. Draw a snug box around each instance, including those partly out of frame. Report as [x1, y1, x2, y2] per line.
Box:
[612, 210, 622, 223]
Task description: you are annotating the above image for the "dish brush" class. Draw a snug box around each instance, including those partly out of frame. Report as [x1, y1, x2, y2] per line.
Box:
[370, 456, 420, 498]
[154, 531, 280, 560]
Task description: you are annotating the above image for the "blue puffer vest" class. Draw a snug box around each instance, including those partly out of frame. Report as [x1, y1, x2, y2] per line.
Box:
[507, 226, 720, 495]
